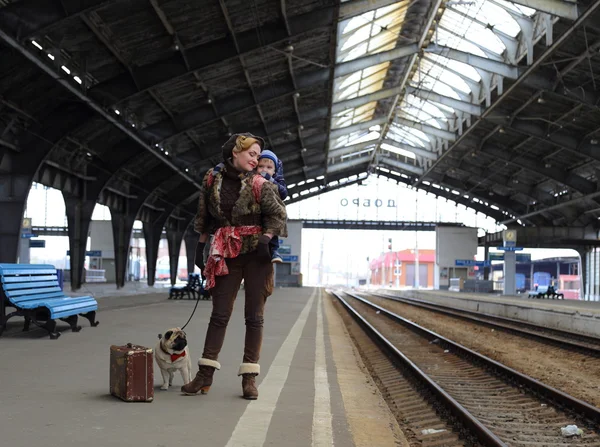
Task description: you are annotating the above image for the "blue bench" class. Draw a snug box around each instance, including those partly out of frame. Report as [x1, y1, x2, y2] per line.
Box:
[168, 273, 210, 300]
[527, 285, 564, 299]
[0, 264, 99, 339]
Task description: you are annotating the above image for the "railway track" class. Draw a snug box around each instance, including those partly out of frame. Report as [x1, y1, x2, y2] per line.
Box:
[366, 291, 600, 356]
[331, 290, 600, 447]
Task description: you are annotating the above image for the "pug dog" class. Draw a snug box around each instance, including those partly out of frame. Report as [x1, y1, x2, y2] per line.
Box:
[155, 327, 193, 390]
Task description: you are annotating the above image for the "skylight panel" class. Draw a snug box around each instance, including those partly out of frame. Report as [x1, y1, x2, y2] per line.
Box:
[427, 78, 464, 100]
[341, 148, 374, 159]
[340, 11, 374, 36]
[439, 9, 505, 55]
[452, 1, 521, 37]
[426, 53, 481, 82]
[390, 122, 431, 144]
[436, 28, 488, 58]
[388, 131, 427, 148]
[381, 142, 417, 159]
[339, 71, 362, 90]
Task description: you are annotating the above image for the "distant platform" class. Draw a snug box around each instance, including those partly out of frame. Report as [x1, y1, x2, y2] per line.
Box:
[378, 288, 600, 338]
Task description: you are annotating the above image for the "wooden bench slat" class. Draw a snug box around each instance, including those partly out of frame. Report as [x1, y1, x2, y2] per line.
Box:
[4, 281, 60, 290]
[0, 269, 59, 276]
[7, 291, 66, 303]
[16, 296, 97, 319]
[1, 275, 58, 283]
[5, 286, 62, 297]
[17, 296, 95, 308]
[0, 263, 56, 270]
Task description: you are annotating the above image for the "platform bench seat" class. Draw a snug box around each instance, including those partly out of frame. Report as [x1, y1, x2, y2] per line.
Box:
[527, 285, 564, 300]
[169, 274, 210, 301]
[0, 264, 99, 339]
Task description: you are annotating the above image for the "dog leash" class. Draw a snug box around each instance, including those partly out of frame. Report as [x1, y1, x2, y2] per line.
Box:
[180, 277, 208, 331]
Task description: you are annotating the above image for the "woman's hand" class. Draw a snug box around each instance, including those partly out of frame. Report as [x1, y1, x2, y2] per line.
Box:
[257, 234, 272, 262]
[195, 242, 206, 271]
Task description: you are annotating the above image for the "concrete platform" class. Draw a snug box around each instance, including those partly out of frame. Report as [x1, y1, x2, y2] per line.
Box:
[383, 289, 600, 338]
[0, 286, 405, 447]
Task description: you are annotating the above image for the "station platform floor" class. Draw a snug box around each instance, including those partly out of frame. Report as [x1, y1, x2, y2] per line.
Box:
[379, 288, 600, 338]
[0, 286, 406, 447]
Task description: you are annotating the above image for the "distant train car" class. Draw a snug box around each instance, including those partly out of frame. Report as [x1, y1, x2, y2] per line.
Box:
[533, 271, 551, 288]
[558, 274, 580, 300]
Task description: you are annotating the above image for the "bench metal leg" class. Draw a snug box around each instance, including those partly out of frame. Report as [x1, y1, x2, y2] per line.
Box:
[42, 319, 61, 339]
[81, 311, 99, 327]
[0, 298, 5, 337]
[60, 315, 82, 332]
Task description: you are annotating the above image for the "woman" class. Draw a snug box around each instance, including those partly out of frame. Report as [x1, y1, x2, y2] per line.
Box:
[181, 133, 287, 400]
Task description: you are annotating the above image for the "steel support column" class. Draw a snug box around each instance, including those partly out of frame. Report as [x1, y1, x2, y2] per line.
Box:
[110, 208, 136, 289]
[0, 174, 32, 263]
[183, 229, 199, 278]
[63, 194, 96, 290]
[166, 225, 185, 286]
[142, 220, 165, 287]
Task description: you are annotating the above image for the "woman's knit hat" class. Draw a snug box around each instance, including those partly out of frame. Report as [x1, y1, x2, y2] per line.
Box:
[221, 133, 266, 161]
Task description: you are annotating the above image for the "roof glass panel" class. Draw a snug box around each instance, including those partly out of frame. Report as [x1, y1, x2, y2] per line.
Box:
[331, 2, 409, 132]
[329, 0, 549, 177]
[381, 142, 416, 159]
[333, 130, 380, 149]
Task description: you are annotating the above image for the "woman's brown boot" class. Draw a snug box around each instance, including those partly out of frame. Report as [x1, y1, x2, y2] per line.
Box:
[238, 363, 260, 400]
[181, 359, 221, 395]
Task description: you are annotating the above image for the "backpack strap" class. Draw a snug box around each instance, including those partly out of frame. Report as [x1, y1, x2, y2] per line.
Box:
[251, 174, 267, 202]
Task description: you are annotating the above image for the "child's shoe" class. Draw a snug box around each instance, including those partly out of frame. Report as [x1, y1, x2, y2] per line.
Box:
[271, 251, 283, 263]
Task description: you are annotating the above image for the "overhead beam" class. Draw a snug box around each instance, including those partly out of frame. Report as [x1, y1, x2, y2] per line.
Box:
[382, 139, 438, 160]
[406, 86, 482, 116]
[366, 0, 443, 176]
[332, 85, 404, 114]
[432, 173, 532, 221]
[480, 143, 596, 195]
[509, 119, 600, 164]
[339, 0, 401, 20]
[395, 117, 456, 141]
[509, 0, 579, 20]
[286, 175, 366, 205]
[424, 46, 519, 79]
[329, 141, 377, 159]
[327, 156, 370, 173]
[0, 27, 202, 190]
[501, 191, 600, 225]
[330, 117, 387, 139]
[416, 0, 600, 186]
[378, 156, 424, 175]
[375, 168, 509, 222]
[335, 43, 418, 78]
[70, 6, 336, 102]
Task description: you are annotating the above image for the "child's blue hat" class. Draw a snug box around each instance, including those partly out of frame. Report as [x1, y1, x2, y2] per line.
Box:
[259, 149, 278, 167]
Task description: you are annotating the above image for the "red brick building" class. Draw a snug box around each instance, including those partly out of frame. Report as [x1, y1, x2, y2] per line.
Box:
[370, 249, 435, 288]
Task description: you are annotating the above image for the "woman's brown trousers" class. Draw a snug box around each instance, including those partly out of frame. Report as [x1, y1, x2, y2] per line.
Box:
[201, 250, 274, 364]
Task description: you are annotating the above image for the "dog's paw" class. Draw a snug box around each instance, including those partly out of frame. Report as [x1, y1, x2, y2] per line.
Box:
[160, 384, 169, 390]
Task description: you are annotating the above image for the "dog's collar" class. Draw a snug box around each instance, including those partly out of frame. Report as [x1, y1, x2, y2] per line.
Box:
[161, 344, 186, 362]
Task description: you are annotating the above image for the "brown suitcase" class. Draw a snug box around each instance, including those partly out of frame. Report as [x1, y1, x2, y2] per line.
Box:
[110, 343, 154, 402]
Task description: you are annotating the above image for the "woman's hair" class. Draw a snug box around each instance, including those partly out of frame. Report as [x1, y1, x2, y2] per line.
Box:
[232, 135, 261, 155]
